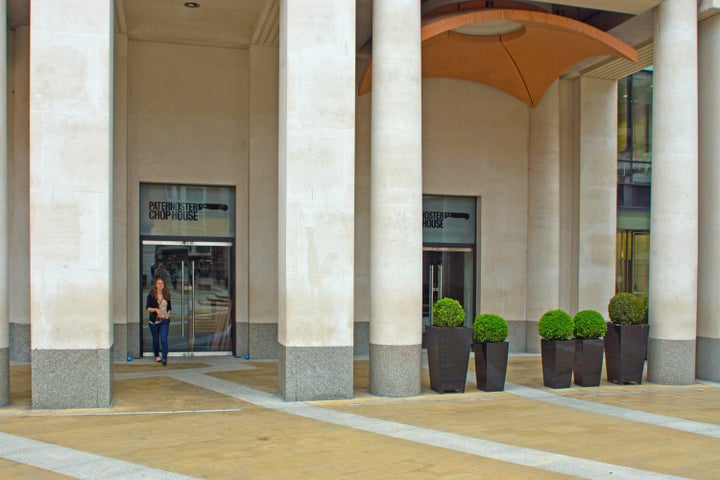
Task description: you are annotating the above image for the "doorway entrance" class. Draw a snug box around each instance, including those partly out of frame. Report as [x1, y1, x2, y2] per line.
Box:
[422, 195, 477, 328]
[616, 231, 649, 295]
[141, 240, 234, 355]
[423, 247, 475, 327]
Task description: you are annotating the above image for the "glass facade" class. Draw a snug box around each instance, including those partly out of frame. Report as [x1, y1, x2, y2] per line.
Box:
[617, 69, 653, 211]
[422, 196, 477, 327]
[616, 69, 653, 294]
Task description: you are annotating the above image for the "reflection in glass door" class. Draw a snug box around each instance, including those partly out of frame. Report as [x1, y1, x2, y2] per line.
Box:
[616, 231, 649, 295]
[141, 241, 233, 355]
[423, 247, 474, 328]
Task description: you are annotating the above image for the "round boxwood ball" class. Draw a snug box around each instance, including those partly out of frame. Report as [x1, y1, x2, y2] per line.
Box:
[573, 309, 608, 339]
[538, 309, 574, 340]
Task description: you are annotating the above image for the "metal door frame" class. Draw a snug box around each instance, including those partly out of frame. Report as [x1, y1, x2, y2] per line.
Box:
[423, 245, 476, 326]
[140, 238, 235, 357]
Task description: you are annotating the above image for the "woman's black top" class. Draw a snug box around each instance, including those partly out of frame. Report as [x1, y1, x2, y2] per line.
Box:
[146, 292, 172, 324]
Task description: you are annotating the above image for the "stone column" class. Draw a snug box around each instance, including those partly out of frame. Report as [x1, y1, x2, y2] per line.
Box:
[648, 0, 698, 384]
[248, 44, 279, 359]
[278, 0, 355, 400]
[526, 81, 561, 353]
[9, 26, 30, 363]
[113, 33, 128, 362]
[577, 77, 617, 315]
[30, 1, 114, 408]
[369, 0, 423, 397]
[0, 0, 9, 406]
[697, 12, 720, 381]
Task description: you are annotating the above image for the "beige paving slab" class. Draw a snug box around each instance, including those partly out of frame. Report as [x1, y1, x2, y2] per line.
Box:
[503, 356, 720, 426]
[317, 389, 720, 479]
[0, 408, 581, 480]
[559, 384, 720, 425]
[0, 457, 74, 479]
[4, 356, 716, 479]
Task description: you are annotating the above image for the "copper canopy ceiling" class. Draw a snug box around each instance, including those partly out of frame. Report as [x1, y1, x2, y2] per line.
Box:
[358, 3, 638, 106]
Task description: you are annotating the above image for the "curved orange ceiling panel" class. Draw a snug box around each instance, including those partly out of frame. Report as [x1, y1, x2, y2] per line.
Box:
[358, 8, 638, 107]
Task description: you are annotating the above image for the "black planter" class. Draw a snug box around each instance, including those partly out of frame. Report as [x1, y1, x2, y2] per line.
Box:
[474, 341, 509, 392]
[604, 322, 649, 384]
[426, 325, 472, 393]
[541, 339, 575, 388]
[573, 338, 604, 387]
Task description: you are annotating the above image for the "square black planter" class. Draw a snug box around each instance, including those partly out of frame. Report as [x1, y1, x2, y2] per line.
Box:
[474, 341, 509, 392]
[426, 325, 472, 393]
[573, 338, 604, 387]
[541, 339, 575, 388]
[604, 323, 649, 384]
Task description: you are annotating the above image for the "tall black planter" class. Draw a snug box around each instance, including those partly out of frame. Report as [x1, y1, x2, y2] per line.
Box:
[604, 322, 649, 384]
[573, 339, 604, 387]
[426, 325, 472, 393]
[474, 341, 509, 392]
[541, 339, 575, 388]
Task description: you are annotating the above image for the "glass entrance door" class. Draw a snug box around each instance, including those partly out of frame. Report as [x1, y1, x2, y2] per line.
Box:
[616, 231, 649, 295]
[423, 247, 474, 328]
[141, 240, 233, 355]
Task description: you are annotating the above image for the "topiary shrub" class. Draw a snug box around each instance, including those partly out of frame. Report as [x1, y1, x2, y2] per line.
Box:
[573, 310, 608, 339]
[538, 309, 574, 340]
[432, 297, 465, 327]
[636, 295, 649, 323]
[608, 293, 647, 325]
[473, 313, 509, 343]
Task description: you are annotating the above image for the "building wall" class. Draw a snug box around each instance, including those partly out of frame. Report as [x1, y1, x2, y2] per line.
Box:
[422, 79, 530, 322]
[355, 78, 530, 352]
[119, 48, 536, 357]
[8, 35, 613, 361]
[124, 40, 249, 356]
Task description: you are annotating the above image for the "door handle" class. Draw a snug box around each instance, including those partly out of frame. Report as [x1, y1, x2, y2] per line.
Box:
[429, 265, 435, 324]
[438, 264, 443, 300]
[180, 260, 185, 337]
[190, 260, 195, 352]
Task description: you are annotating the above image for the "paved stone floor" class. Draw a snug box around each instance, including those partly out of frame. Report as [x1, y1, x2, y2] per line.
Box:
[1, 354, 720, 479]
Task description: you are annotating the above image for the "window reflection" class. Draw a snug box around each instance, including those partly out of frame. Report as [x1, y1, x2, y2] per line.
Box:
[617, 69, 653, 211]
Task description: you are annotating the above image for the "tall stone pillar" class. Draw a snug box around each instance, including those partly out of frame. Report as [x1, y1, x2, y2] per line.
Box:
[369, 0, 423, 397]
[526, 82, 561, 353]
[577, 77, 617, 315]
[648, 0, 698, 384]
[277, 0, 355, 401]
[113, 33, 128, 362]
[0, 0, 9, 406]
[697, 12, 720, 381]
[248, 44, 279, 360]
[9, 26, 29, 363]
[29, 1, 114, 408]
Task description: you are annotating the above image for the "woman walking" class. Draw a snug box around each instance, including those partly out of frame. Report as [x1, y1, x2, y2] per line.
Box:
[147, 277, 172, 365]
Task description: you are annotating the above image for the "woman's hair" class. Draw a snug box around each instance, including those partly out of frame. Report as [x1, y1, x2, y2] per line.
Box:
[152, 276, 171, 302]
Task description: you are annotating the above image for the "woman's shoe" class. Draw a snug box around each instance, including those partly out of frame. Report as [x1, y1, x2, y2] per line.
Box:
[155, 357, 162, 363]
[162, 358, 167, 366]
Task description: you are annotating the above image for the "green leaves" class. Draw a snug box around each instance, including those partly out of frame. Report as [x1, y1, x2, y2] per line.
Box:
[573, 310, 607, 339]
[432, 297, 465, 327]
[608, 293, 648, 325]
[538, 309, 574, 340]
[473, 313, 509, 343]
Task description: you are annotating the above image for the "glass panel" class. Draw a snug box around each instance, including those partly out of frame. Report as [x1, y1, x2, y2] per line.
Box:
[142, 243, 233, 355]
[615, 232, 628, 294]
[140, 184, 235, 237]
[422, 196, 476, 244]
[632, 233, 650, 295]
[617, 69, 653, 211]
[423, 249, 474, 328]
[192, 245, 233, 352]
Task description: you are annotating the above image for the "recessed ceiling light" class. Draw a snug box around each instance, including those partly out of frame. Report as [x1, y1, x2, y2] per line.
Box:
[184, 2, 199, 7]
